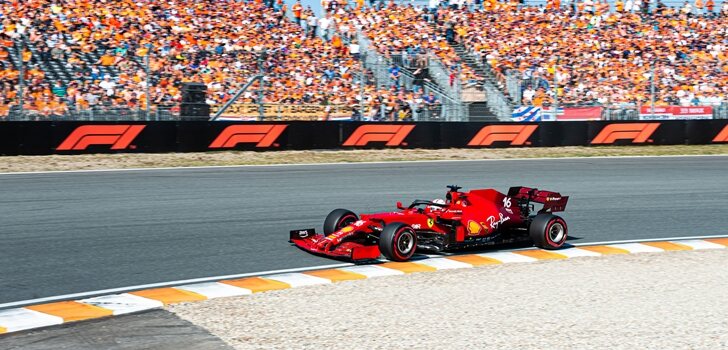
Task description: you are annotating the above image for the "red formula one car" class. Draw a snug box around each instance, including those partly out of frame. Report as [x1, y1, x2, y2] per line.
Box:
[290, 185, 569, 262]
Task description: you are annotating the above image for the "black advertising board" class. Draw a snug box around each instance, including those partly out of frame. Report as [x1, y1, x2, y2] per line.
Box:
[0, 120, 726, 155]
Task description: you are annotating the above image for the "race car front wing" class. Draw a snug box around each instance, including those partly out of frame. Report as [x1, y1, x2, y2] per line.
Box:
[289, 229, 381, 261]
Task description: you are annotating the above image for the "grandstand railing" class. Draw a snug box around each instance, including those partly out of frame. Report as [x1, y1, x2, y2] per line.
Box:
[384, 53, 467, 121]
[449, 46, 514, 120]
[715, 103, 728, 120]
[602, 105, 640, 121]
[355, 31, 468, 121]
[506, 71, 524, 106]
[2, 105, 178, 121]
[510, 102, 728, 121]
[3, 102, 725, 121]
[423, 54, 458, 99]
[213, 103, 352, 121]
[0, 103, 457, 122]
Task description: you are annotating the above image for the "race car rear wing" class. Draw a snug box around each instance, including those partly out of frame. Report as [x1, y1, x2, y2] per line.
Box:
[507, 186, 568, 213]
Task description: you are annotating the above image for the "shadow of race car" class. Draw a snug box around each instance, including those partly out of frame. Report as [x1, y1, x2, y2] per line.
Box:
[290, 185, 569, 262]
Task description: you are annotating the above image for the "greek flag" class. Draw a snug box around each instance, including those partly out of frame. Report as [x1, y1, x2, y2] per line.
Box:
[511, 106, 542, 122]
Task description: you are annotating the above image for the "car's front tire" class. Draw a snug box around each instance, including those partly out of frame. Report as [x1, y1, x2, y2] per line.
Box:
[323, 209, 358, 235]
[379, 222, 417, 261]
[529, 214, 568, 249]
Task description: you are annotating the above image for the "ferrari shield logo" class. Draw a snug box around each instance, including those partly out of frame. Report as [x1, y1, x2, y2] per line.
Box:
[467, 220, 481, 235]
[427, 218, 434, 228]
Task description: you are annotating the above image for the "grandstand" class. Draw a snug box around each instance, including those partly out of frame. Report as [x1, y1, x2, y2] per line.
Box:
[1, 0, 369, 120]
[447, 3, 727, 107]
[0, 0, 726, 121]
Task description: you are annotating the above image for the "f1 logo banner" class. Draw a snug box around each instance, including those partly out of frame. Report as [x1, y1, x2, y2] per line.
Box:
[210, 124, 288, 148]
[591, 123, 659, 144]
[713, 125, 728, 143]
[57, 125, 146, 151]
[468, 125, 537, 146]
[343, 125, 415, 147]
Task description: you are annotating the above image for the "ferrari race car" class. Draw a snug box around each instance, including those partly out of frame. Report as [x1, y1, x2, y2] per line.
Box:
[290, 185, 569, 262]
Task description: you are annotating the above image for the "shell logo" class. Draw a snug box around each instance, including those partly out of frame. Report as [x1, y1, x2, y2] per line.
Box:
[340, 226, 354, 233]
[467, 221, 482, 235]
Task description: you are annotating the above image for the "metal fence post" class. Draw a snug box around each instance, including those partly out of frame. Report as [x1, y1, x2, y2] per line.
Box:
[258, 50, 266, 121]
[145, 53, 151, 121]
[17, 35, 25, 119]
[552, 55, 559, 120]
[650, 62, 656, 119]
[360, 52, 366, 120]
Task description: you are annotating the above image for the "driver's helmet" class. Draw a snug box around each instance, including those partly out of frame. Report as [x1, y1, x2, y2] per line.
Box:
[428, 198, 447, 212]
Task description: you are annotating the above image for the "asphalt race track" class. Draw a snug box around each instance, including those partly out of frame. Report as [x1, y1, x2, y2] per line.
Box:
[1, 156, 727, 305]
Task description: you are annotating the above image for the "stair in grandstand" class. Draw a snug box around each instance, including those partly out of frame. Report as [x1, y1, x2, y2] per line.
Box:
[449, 43, 516, 103]
[389, 54, 439, 93]
[450, 43, 497, 89]
[448, 42, 515, 119]
[422, 21, 483, 90]
[18, 37, 70, 83]
[4, 43, 19, 71]
[422, 22, 505, 119]
[398, 63, 497, 120]
[468, 102, 499, 122]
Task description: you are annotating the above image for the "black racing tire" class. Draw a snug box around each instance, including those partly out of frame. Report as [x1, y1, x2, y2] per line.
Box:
[529, 214, 568, 250]
[379, 222, 417, 262]
[323, 209, 359, 235]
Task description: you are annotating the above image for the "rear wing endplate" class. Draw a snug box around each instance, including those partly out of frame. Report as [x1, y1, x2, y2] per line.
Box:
[507, 186, 569, 213]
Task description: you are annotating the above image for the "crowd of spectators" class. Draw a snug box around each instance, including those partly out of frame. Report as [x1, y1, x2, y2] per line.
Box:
[354, 84, 443, 120]
[437, 0, 727, 106]
[0, 0, 726, 120]
[329, 3, 481, 88]
[0, 0, 367, 119]
[323, 0, 726, 107]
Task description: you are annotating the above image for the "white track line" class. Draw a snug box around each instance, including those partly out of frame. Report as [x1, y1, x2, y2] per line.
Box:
[569, 234, 728, 246]
[1, 154, 726, 176]
[1, 234, 726, 310]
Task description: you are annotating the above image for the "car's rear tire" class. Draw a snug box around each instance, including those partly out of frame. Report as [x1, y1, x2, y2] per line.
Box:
[323, 209, 359, 235]
[529, 214, 568, 249]
[379, 222, 417, 261]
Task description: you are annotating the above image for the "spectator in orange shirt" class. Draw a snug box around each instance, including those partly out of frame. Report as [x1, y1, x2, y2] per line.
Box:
[97, 52, 116, 66]
[293, 0, 303, 24]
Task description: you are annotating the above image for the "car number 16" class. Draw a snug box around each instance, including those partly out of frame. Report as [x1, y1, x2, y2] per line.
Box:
[502, 197, 512, 208]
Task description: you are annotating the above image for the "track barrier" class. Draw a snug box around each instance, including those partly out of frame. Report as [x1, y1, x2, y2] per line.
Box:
[1, 120, 727, 155]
